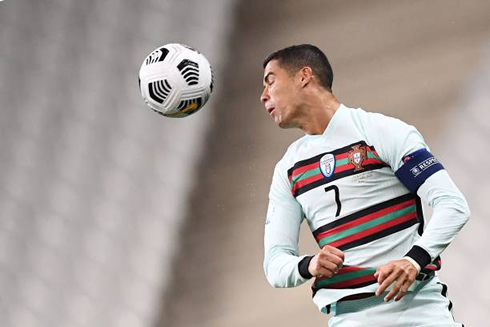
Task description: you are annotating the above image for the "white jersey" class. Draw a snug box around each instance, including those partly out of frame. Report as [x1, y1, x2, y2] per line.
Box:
[263, 104, 470, 313]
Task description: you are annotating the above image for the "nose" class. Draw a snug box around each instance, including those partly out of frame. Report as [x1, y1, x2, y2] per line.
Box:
[260, 87, 269, 103]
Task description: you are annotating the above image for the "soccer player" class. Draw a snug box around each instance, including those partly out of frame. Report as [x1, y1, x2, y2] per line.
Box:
[261, 44, 470, 326]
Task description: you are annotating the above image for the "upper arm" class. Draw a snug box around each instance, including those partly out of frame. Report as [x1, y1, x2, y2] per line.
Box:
[264, 161, 304, 253]
[365, 113, 444, 193]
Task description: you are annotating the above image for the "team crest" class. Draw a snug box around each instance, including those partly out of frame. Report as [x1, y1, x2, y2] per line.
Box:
[348, 144, 367, 171]
[319, 153, 336, 178]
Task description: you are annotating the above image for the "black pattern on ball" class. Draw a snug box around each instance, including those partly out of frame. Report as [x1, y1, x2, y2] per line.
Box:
[148, 79, 172, 104]
[177, 59, 199, 86]
[145, 47, 169, 66]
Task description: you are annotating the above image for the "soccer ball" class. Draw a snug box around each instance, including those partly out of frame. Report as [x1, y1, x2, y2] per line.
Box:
[138, 43, 214, 118]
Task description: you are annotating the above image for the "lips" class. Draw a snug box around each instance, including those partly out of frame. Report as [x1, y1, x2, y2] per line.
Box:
[266, 106, 275, 114]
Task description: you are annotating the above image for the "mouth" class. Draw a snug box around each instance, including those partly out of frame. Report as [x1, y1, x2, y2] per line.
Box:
[266, 106, 275, 115]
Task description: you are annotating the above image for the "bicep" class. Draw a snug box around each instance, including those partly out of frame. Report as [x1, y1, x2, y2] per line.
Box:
[366, 113, 427, 172]
[264, 193, 303, 254]
[264, 164, 304, 253]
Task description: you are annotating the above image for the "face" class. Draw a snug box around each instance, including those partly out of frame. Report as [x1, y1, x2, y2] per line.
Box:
[260, 60, 302, 128]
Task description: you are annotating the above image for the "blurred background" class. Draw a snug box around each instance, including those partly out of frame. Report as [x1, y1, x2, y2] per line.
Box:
[0, 0, 488, 326]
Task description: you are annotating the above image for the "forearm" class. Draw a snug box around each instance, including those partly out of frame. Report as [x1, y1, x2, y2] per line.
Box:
[376, 171, 469, 301]
[405, 170, 470, 267]
[264, 245, 311, 288]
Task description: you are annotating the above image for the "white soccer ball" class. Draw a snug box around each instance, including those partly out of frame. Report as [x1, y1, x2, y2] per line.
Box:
[138, 43, 214, 118]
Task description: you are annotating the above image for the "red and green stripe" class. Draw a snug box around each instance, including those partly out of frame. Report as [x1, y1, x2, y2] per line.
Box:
[314, 266, 377, 290]
[288, 142, 387, 197]
[312, 259, 441, 293]
[313, 194, 421, 251]
[316, 199, 417, 248]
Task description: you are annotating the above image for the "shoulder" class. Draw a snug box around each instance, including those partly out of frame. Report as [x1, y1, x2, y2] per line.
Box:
[345, 105, 407, 127]
[343, 105, 416, 141]
[277, 135, 309, 166]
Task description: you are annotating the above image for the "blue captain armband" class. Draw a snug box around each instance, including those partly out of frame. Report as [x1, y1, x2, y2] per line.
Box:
[395, 148, 444, 193]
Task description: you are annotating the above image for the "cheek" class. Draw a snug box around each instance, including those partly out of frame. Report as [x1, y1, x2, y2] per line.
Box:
[275, 87, 295, 108]
[270, 84, 287, 103]
[269, 85, 277, 98]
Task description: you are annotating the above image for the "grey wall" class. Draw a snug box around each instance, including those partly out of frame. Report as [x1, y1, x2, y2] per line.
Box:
[0, 0, 236, 326]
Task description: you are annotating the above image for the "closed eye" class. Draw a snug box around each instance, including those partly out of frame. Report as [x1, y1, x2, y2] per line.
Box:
[263, 72, 275, 86]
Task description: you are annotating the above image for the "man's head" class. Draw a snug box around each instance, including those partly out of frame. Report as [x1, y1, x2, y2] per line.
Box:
[261, 44, 334, 129]
[263, 44, 333, 92]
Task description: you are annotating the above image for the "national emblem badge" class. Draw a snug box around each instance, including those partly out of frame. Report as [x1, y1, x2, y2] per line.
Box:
[348, 144, 367, 172]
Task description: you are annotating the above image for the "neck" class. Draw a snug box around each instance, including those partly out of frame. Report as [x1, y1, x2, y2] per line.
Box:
[299, 92, 340, 135]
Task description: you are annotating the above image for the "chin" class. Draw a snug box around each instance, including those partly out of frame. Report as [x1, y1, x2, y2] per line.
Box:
[277, 120, 294, 129]
[273, 113, 294, 129]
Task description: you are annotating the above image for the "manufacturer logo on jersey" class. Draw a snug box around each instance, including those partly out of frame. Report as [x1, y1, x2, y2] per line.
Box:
[319, 153, 336, 178]
[348, 145, 367, 172]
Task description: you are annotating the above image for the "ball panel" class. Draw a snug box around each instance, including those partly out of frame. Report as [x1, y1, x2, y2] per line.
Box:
[164, 97, 203, 118]
[177, 59, 199, 86]
[148, 79, 172, 104]
[144, 47, 169, 66]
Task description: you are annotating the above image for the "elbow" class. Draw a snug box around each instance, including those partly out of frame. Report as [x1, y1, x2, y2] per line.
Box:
[454, 193, 471, 223]
[435, 192, 471, 224]
[264, 263, 286, 288]
[448, 195, 471, 226]
[268, 277, 285, 289]
[460, 198, 471, 224]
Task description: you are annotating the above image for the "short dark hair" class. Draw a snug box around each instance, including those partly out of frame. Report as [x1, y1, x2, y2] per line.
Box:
[263, 44, 334, 91]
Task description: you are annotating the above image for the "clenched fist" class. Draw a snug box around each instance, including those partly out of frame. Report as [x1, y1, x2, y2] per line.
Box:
[308, 245, 344, 278]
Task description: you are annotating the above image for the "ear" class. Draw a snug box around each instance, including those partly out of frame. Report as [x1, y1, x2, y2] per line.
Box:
[298, 67, 313, 88]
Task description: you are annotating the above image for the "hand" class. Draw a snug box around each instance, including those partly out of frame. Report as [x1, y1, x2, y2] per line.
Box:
[374, 258, 418, 302]
[308, 245, 344, 278]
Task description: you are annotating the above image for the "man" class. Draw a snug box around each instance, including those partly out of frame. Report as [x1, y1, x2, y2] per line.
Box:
[261, 44, 470, 326]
